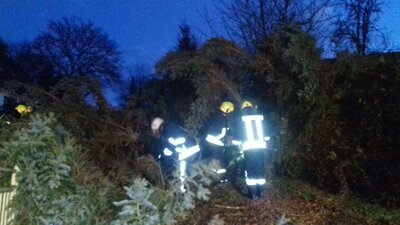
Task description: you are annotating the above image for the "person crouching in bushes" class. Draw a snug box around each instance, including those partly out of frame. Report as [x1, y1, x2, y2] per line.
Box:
[151, 117, 201, 192]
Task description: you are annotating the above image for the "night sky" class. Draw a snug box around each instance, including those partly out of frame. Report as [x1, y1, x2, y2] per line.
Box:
[0, 0, 218, 69]
[1, 0, 399, 69]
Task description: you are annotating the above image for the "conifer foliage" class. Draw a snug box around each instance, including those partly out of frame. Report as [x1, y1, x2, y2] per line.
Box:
[156, 38, 245, 133]
[112, 160, 219, 225]
[2, 113, 112, 225]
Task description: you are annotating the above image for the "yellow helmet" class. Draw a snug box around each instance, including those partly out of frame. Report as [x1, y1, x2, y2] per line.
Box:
[15, 104, 32, 116]
[219, 101, 234, 113]
[241, 101, 253, 109]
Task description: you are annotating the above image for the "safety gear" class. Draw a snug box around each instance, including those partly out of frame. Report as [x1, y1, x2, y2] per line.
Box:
[237, 105, 269, 199]
[156, 122, 200, 192]
[206, 127, 227, 146]
[219, 101, 234, 114]
[241, 101, 253, 109]
[203, 109, 233, 177]
[15, 104, 32, 116]
[151, 117, 164, 134]
[241, 115, 268, 151]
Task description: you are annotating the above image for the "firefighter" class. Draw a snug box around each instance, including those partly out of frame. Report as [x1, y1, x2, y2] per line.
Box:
[151, 117, 200, 191]
[202, 101, 235, 179]
[237, 100, 270, 199]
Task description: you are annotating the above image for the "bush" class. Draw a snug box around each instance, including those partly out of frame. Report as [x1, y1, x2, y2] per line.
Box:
[1, 113, 115, 225]
[112, 160, 219, 225]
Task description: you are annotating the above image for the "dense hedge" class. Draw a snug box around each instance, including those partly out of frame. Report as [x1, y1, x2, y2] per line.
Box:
[272, 51, 400, 207]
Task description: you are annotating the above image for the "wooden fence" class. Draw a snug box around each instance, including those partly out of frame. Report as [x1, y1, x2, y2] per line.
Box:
[0, 167, 18, 225]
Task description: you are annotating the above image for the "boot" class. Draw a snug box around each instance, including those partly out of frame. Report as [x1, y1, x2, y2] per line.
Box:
[247, 185, 258, 200]
[256, 185, 264, 198]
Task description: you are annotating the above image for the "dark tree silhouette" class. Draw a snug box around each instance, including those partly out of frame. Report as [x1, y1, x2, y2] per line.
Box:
[0, 38, 19, 85]
[176, 23, 198, 52]
[12, 43, 55, 90]
[33, 17, 122, 85]
[213, 0, 331, 51]
[332, 0, 383, 56]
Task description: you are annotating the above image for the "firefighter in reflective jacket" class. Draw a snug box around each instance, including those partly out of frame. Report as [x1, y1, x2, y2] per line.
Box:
[237, 101, 270, 199]
[151, 117, 200, 191]
[202, 101, 235, 177]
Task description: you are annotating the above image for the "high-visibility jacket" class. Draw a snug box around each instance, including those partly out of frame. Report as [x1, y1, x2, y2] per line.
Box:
[236, 108, 269, 151]
[158, 122, 200, 192]
[203, 112, 232, 147]
[159, 122, 200, 160]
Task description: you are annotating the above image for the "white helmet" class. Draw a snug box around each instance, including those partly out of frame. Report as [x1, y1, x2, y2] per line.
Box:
[151, 117, 164, 134]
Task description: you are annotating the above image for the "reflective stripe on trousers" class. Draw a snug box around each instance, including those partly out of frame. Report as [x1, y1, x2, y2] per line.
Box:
[179, 160, 186, 192]
[244, 171, 265, 186]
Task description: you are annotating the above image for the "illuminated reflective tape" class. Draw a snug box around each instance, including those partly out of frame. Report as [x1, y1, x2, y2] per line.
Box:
[257, 179, 266, 185]
[245, 178, 258, 186]
[244, 171, 265, 185]
[242, 141, 267, 151]
[163, 148, 173, 156]
[264, 136, 270, 141]
[243, 116, 255, 142]
[168, 137, 186, 146]
[206, 135, 224, 146]
[241, 115, 267, 150]
[213, 168, 226, 174]
[178, 145, 200, 160]
[245, 178, 266, 186]
[206, 128, 226, 146]
[255, 118, 264, 143]
[180, 160, 186, 178]
[179, 161, 187, 192]
[232, 140, 242, 145]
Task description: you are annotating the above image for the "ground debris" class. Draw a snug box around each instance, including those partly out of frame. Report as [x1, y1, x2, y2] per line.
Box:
[184, 181, 400, 225]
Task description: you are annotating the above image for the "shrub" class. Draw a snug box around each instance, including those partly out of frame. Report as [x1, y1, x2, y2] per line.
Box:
[1, 113, 114, 225]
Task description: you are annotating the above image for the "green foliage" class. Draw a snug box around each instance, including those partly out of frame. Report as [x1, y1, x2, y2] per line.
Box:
[4, 79, 140, 183]
[1, 113, 114, 225]
[112, 178, 160, 225]
[156, 38, 245, 134]
[112, 160, 219, 225]
[252, 27, 400, 206]
[298, 53, 400, 205]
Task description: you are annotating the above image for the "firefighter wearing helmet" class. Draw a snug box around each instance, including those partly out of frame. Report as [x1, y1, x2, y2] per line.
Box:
[151, 117, 200, 192]
[201, 101, 235, 180]
[237, 100, 270, 199]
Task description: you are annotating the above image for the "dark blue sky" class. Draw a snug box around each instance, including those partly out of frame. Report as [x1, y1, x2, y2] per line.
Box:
[1, 0, 399, 68]
[0, 0, 218, 68]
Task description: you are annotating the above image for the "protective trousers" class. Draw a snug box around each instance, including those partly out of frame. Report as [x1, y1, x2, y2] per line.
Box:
[244, 149, 265, 198]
